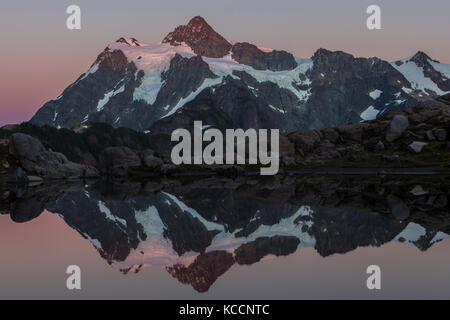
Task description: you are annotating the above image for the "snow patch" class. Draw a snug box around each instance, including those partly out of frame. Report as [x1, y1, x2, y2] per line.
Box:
[160, 77, 223, 119]
[369, 89, 383, 100]
[96, 85, 125, 112]
[269, 104, 286, 114]
[98, 200, 128, 228]
[162, 192, 224, 232]
[428, 60, 450, 78]
[360, 106, 380, 121]
[394, 223, 426, 244]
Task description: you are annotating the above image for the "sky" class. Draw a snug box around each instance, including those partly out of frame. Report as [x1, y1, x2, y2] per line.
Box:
[1, 0, 450, 125]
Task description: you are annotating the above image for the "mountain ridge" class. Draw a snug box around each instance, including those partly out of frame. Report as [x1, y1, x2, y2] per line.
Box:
[29, 16, 450, 133]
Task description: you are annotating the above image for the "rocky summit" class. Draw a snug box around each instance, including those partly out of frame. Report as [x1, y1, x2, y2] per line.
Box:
[162, 16, 232, 58]
[29, 16, 450, 133]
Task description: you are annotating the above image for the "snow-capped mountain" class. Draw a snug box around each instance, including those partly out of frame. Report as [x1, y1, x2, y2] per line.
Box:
[30, 16, 450, 133]
[392, 51, 450, 98]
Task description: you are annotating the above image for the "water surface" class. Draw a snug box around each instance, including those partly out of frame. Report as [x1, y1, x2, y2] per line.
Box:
[1, 175, 449, 299]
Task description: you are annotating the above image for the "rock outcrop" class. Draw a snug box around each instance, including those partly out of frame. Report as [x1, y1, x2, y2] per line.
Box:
[162, 16, 232, 58]
[285, 94, 450, 168]
[99, 147, 142, 177]
[8, 133, 98, 180]
[167, 251, 235, 293]
[231, 42, 297, 71]
[386, 115, 409, 142]
[99, 146, 164, 177]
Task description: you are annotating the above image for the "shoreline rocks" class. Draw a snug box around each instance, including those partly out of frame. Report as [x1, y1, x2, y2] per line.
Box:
[8, 133, 99, 180]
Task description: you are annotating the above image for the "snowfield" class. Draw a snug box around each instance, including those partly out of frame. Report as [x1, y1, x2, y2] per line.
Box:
[98, 40, 314, 118]
[67, 38, 450, 124]
[391, 57, 450, 96]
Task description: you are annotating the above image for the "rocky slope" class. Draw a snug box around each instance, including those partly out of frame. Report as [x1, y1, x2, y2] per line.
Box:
[29, 16, 450, 133]
[284, 93, 450, 169]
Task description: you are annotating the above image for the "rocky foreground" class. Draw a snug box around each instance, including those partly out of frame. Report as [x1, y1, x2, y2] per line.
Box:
[1, 94, 449, 182]
[285, 93, 450, 169]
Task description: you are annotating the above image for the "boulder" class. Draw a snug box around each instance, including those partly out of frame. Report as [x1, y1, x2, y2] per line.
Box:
[320, 127, 340, 144]
[99, 146, 142, 177]
[432, 128, 447, 141]
[386, 115, 409, 142]
[9, 133, 98, 179]
[288, 130, 321, 154]
[409, 141, 427, 153]
[426, 130, 435, 141]
[337, 123, 364, 143]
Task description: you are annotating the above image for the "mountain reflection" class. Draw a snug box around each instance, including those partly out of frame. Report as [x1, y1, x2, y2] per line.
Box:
[1, 175, 450, 293]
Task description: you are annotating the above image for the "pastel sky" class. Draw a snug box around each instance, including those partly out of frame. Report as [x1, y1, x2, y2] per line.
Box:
[1, 0, 449, 126]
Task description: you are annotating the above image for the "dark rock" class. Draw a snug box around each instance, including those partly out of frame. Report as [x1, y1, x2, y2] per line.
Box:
[434, 195, 448, 208]
[321, 127, 340, 144]
[140, 150, 164, 169]
[337, 123, 365, 143]
[231, 42, 297, 71]
[315, 140, 340, 159]
[6, 167, 29, 184]
[426, 130, 435, 141]
[166, 251, 235, 293]
[99, 147, 141, 177]
[288, 130, 321, 153]
[375, 141, 385, 151]
[279, 135, 295, 156]
[162, 16, 231, 58]
[433, 128, 447, 141]
[9, 133, 98, 179]
[234, 236, 300, 265]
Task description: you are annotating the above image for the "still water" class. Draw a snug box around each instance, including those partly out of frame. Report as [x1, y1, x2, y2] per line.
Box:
[1, 175, 449, 299]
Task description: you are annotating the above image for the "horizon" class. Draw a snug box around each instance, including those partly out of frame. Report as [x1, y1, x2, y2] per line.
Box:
[1, 0, 450, 125]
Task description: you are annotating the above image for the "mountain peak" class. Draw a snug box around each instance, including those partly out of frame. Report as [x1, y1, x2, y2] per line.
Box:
[162, 16, 231, 58]
[187, 16, 209, 28]
[115, 37, 141, 46]
[411, 51, 439, 65]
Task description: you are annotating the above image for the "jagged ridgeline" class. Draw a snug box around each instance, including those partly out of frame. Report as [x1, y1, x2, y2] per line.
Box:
[29, 16, 450, 133]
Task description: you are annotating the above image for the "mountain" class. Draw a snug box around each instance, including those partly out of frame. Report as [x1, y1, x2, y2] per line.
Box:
[29, 16, 450, 133]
